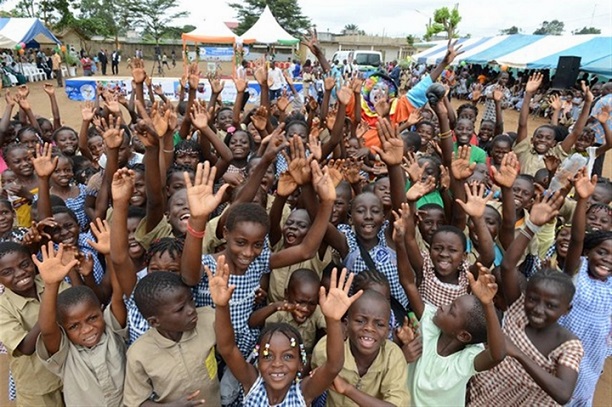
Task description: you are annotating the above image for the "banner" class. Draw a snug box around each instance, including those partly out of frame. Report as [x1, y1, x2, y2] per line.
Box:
[185, 46, 250, 62]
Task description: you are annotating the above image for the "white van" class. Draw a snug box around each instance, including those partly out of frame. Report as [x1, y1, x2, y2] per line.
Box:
[331, 50, 382, 73]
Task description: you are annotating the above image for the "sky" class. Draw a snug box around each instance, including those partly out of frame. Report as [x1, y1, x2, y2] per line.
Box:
[176, 0, 612, 38]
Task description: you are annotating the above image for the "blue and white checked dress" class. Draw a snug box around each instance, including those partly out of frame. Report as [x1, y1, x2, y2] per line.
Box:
[339, 222, 409, 309]
[195, 248, 271, 356]
[559, 257, 612, 406]
[244, 375, 306, 407]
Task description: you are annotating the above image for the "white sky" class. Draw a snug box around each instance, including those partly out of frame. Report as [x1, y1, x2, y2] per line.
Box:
[1, 0, 610, 38]
[177, 0, 612, 38]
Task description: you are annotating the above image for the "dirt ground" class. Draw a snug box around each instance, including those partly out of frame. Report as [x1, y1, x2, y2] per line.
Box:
[0, 59, 610, 405]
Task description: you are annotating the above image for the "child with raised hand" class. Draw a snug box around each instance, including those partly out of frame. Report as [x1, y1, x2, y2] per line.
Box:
[212, 257, 362, 406]
[468, 191, 584, 406]
[558, 167, 612, 406]
[35, 221, 128, 407]
[394, 202, 506, 405]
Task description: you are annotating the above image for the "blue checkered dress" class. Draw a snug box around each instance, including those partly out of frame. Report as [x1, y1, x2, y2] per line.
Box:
[559, 257, 612, 406]
[195, 248, 271, 356]
[339, 222, 409, 309]
[244, 375, 306, 406]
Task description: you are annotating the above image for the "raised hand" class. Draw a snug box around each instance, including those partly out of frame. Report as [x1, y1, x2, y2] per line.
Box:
[251, 106, 268, 131]
[456, 182, 493, 218]
[597, 105, 610, 124]
[549, 94, 562, 111]
[374, 97, 391, 118]
[325, 107, 337, 131]
[233, 77, 247, 93]
[467, 262, 498, 305]
[337, 86, 352, 105]
[326, 159, 344, 187]
[78, 253, 94, 277]
[276, 91, 291, 112]
[350, 76, 364, 93]
[15, 93, 30, 111]
[184, 161, 229, 219]
[105, 92, 121, 115]
[492, 85, 504, 102]
[311, 161, 336, 202]
[17, 85, 29, 99]
[22, 218, 56, 246]
[262, 123, 287, 161]
[373, 118, 403, 166]
[43, 83, 55, 96]
[4, 90, 16, 107]
[190, 102, 210, 130]
[406, 175, 436, 202]
[543, 153, 560, 174]
[491, 151, 520, 188]
[324, 76, 335, 92]
[32, 242, 79, 285]
[307, 126, 322, 161]
[187, 63, 201, 90]
[277, 172, 298, 197]
[581, 80, 594, 103]
[86, 218, 111, 255]
[451, 145, 476, 180]
[319, 268, 363, 321]
[32, 142, 58, 178]
[443, 39, 464, 65]
[205, 255, 235, 307]
[81, 100, 95, 122]
[131, 58, 146, 84]
[573, 166, 597, 199]
[97, 115, 125, 149]
[529, 190, 564, 226]
[525, 72, 543, 94]
[392, 204, 409, 243]
[396, 315, 419, 345]
[111, 168, 135, 204]
[402, 153, 425, 183]
[284, 135, 312, 186]
[302, 28, 323, 56]
[208, 74, 224, 94]
[407, 109, 423, 126]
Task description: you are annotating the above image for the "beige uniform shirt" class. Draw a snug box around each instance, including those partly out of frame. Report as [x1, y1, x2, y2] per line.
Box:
[36, 306, 128, 407]
[266, 307, 326, 353]
[0, 276, 68, 396]
[123, 307, 220, 406]
[513, 136, 569, 176]
[311, 336, 410, 407]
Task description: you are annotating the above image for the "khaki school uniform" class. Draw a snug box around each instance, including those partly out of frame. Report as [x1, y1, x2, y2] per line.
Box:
[36, 307, 128, 407]
[311, 336, 410, 407]
[123, 307, 220, 406]
[266, 307, 326, 354]
[513, 136, 568, 176]
[0, 276, 69, 406]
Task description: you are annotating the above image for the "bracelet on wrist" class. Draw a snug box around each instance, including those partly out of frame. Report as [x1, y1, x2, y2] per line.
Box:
[439, 130, 452, 139]
[186, 220, 205, 239]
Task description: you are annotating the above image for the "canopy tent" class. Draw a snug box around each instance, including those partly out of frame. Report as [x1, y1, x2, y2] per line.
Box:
[181, 19, 254, 44]
[0, 18, 60, 49]
[239, 5, 299, 45]
[411, 34, 612, 75]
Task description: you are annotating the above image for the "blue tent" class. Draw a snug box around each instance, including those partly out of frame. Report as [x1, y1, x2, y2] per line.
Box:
[0, 18, 60, 49]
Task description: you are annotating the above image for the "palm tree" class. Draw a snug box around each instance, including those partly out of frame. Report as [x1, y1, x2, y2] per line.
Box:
[342, 23, 360, 35]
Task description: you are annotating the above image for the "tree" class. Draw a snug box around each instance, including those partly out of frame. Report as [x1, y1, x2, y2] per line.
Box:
[164, 24, 197, 39]
[125, 0, 189, 44]
[12, 0, 77, 27]
[341, 23, 364, 35]
[423, 5, 461, 41]
[406, 35, 415, 47]
[533, 20, 564, 35]
[229, 0, 311, 38]
[500, 26, 520, 35]
[572, 26, 601, 35]
[77, 0, 133, 47]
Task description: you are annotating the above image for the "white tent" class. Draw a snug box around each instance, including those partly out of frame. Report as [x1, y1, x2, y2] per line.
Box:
[0, 18, 60, 49]
[239, 5, 299, 45]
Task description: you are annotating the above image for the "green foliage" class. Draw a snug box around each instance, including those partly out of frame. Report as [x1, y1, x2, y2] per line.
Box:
[229, 0, 311, 38]
[406, 35, 415, 46]
[533, 20, 564, 35]
[163, 25, 197, 39]
[124, 0, 189, 44]
[423, 6, 461, 41]
[572, 26, 601, 35]
[500, 26, 520, 35]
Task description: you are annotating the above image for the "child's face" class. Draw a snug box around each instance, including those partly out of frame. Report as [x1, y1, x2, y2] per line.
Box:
[50, 157, 73, 188]
[1, 170, 17, 186]
[148, 251, 180, 274]
[229, 132, 250, 160]
[131, 135, 146, 154]
[524, 280, 571, 329]
[373, 178, 391, 208]
[286, 280, 319, 324]
[0, 203, 15, 234]
[167, 189, 190, 235]
[55, 130, 78, 156]
[555, 226, 571, 258]
[574, 130, 595, 153]
[531, 127, 556, 154]
[51, 213, 80, 246]
[432, 295, 473, 341]
[455, 119, 474, 146]
[60, 298, 105, 348]
[150, 286, 198, 334]
[346, 138, 361, 157]
[589, 184, 612, 206]
[0, 250, 36, 296]
[346, 296, 390, 358]
[331, 190, 350, 226]
[39, 121, 53, 142]
[491, 141, 511, 166]
[247, 158, 275, 193]
[127, 217, 146, 260]
[586, 207, 612, 232]
[286, 124, 308, 144]
[429, 231, 465, 278]
[512, 178, 534, 211]
[416, 124, 434, 144]
[6, 147, 34, 177]
[166, 172, 192, 198]
[223, 221, 267, 273]
[478, 122, 494, 143]
[87, 135, 105, 160]
[216, 110, 233, 131]
[586, 239, 612, 281]
[417, 208, 445, 244]
[258, 332, 302, 391]
[458, 108, 477, 123]
[351, 193, 385, 241]
[130, 171, 146, 207]
[175, 150, 199, 170]
[469, 206, 500, 242]
[282, 210, 310, 247]
[418, 158, 440, 183]
[19, 131, 40, 154]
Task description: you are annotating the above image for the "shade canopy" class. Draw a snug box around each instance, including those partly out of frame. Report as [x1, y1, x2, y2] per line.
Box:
[412, 34, 612, 76]
[0, 18, 60, 48]
[182, 19, 254, 44]
[239, 5, 299, 45]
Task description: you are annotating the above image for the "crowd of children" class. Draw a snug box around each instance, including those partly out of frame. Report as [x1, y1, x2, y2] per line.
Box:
[0, 32, 610, 407]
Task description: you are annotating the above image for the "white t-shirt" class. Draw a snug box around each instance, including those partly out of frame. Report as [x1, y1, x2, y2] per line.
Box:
[268, 67, 285, 90]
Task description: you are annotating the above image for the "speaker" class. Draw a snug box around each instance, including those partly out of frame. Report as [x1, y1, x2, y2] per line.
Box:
[552, 56, 581, 89]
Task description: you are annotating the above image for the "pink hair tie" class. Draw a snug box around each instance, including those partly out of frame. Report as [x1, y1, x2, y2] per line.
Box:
[227, 126, 236, 134]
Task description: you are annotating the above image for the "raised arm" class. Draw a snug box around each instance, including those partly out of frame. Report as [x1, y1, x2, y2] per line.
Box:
[595, 106, 612, 157]
[0, 91, 16, 143]
[321, 86, 350, 159]
[373, 118, 407, 213]
[560, 82, 594, 153]
[31, 143, 58, 221]
[491, 152, 519, 250]
[492, 85, 505, 135]
[430, 40, 463, 83]
[43, 84, 62, 130]
[404, 177, 437, 277]
[93, 115, 124, 220]
[78, 101, 96, 162]
[516, 73, 543, 145]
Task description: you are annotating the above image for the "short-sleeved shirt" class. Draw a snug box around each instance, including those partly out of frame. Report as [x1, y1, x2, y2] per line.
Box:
[453, 143, 487, 164]
[36, 306, 128, 406]
[123, 307, 220, 406]
[513, 136, 569, 176]
[266, 307, 326, 354]
[312, 336, 410, 407]
[409, 304, 482, 406]
[0, 276, 69, 396]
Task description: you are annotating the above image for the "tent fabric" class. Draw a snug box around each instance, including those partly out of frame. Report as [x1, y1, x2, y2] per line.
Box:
[0, 18, 60, 49]
[181, 19, 254, 44]
[410, 34, 612, 75]
[239, 5, 299, 45]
